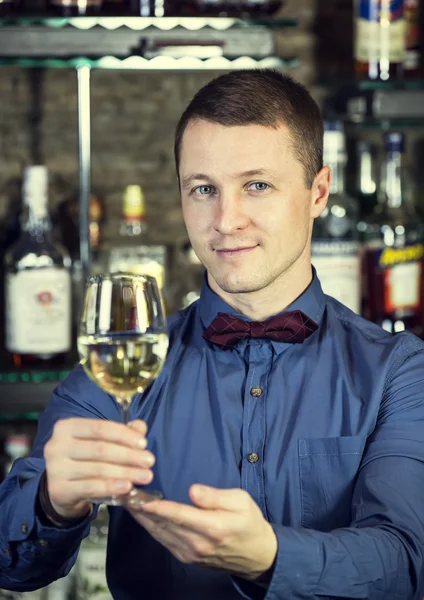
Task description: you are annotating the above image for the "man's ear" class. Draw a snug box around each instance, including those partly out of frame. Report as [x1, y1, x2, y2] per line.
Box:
[311, 166, 331, 219]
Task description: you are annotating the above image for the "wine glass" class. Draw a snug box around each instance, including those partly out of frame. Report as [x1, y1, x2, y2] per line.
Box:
[77, 272, 169, 506]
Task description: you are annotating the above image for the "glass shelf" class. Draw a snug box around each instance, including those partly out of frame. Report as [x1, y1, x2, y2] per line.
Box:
[0, 369, 71, 384]
[0, 55, 297, 70]
[344, 117, 424, 130]
[320, 77, 424, 92]
[0, 15, 297, 68]
[0, 368, 72, 420]
[0, 16, 297, 30]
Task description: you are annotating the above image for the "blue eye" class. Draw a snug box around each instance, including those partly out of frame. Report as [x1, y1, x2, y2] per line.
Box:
[194, 185, 213, 195]
[249, 182, 269, 191]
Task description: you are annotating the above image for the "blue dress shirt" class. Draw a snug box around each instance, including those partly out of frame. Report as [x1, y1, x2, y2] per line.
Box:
[1, 270, 424, 599]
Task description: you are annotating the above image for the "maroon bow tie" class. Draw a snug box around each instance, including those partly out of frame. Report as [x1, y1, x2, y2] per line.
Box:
[203, 310, 318, 350]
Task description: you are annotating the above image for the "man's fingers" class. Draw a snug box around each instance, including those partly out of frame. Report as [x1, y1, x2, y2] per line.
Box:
[67, 440, 155, 468]
[128, 420, 149, 437]
[55, 418, 148, 449]
[190, 485, 248, 511]
[60, 460, 154, 485]
[49, 478, 133, 503]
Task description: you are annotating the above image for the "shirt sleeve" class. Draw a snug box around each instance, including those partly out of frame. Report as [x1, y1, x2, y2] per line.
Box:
[0, 366, 110, 592]
[233, 340, 424, 600]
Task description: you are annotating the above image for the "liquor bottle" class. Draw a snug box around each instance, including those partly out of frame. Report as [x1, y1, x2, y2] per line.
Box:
[3, 433, 30, 477]
[108, 185, 167, 293]
[356, 140, 378, 226]
[49, 0, 103, 16]
[191, 0, 281, 17]
[103, 0, 160, 15]
[0, 0, 19, 16]
[56, 191, 106, 264]
[312, 121, 362, 314]
[44, 569, 75, 600]
[354, 0, 406, 81]
[102, 0, 137, 13]
[403, 0, 423, 77]
[4, 166, 72, 370]
[364, 132, 424, 337]
[75, 505, 113, 600]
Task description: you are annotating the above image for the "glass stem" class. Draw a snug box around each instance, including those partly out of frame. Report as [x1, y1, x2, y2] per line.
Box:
[119, 397, 131, 425]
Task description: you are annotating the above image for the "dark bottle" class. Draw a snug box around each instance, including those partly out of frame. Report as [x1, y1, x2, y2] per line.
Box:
[354, 0, 406, 81]
[312, 121, 361, 315]
[102, 0, 138, 14]
[49, 0, 103, 16]
[0, 0, 19, 16]
[364, 133, 424, 337]
[190, 0, 281, 17]
[4, 166, 72, 370]
[403, 0, 423, 78]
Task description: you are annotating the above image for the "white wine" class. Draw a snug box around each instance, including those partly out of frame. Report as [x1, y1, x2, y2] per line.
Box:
[78, 333, 168, 403]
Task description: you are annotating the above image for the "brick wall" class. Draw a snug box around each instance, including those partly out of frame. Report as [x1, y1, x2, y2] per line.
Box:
[1, 0, 423, 310]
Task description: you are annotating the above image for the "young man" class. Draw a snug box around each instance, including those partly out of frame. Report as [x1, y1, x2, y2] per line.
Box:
[1, 69, 424, 600]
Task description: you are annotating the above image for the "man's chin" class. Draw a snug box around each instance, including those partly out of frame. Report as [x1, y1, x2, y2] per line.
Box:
[211, 275, 266, 295]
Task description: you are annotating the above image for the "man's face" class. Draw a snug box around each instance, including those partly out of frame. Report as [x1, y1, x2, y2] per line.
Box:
[180, 119, 325, 296]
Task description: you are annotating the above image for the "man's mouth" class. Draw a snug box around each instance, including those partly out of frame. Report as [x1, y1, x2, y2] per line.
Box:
[215, 245, 258, 257]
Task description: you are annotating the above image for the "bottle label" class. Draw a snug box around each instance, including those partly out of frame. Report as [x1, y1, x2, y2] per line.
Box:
[312, 241, 361, 314]
[6, 268, 71, 354]
[76, 547, 113, 600]
[372, 243, 424, 313]
[109, 248, 166, 290]
[355, 0, 406, 63]
[50, 0, 102, 5]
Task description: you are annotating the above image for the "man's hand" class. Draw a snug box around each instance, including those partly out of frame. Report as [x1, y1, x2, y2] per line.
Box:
[44, 418, 155, 520]
[125, 484, 278, 581]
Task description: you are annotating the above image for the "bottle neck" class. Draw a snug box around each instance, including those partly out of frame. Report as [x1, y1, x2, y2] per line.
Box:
[328, 159, 346, 195]
[22, 197, 52, 237]
[358, 148, 376, 196]
[382, 150, 403, 209]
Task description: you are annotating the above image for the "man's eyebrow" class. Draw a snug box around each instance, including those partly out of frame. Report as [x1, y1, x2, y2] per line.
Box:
[232, 168, 277, 179]
[181, 174, 210, 190]
[181, 169, 276, 190]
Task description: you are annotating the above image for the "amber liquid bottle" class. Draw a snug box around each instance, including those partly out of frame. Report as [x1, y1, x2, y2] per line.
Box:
[364, 133, 424, 338]
[403, 0, 423, 78]
[49, 0, 103, 16]
[354, 0, 406, 81]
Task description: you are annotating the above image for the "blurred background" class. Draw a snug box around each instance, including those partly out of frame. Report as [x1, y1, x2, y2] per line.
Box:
[0, 0, 423, 597]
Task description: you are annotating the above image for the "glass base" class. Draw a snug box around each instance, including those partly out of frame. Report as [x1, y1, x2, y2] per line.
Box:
[91, 487, 162, 507]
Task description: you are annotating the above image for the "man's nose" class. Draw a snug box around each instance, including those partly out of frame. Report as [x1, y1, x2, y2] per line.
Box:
[212, 195, 250, 235]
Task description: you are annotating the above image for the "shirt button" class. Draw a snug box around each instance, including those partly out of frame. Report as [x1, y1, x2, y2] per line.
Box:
[250, 387, 263, 398]
[247, 452, 260, 464]
[21, 523, 28, 535]
[39, 540, 48, 547]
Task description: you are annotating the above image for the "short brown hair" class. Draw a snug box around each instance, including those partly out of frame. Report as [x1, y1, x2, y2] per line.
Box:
[174, 69, 323, 190]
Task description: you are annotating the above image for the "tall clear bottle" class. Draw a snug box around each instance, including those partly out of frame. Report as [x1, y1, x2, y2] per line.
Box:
[312, 121, 361, 314]
[4, 166, 72, 369]
[108, 185, 166, 293]
[49, 0, 103, 16]
[354, 0, 406, 81]
[364, 132, 424, 337]
[75, 505, 112, 600]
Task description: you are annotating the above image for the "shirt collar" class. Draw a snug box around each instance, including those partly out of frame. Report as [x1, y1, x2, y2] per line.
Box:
[199, 266, 326, 332]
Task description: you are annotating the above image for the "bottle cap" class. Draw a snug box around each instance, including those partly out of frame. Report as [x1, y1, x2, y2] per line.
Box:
[123, 185, 145, 221]
[23, 166, 48, 216]
[323, 121, 346, 165]
[5, 434, 30, 459]
[384, 132, 405, 153]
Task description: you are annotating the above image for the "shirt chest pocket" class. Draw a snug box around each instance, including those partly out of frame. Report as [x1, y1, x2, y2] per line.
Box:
[299, 436, 366, 532]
